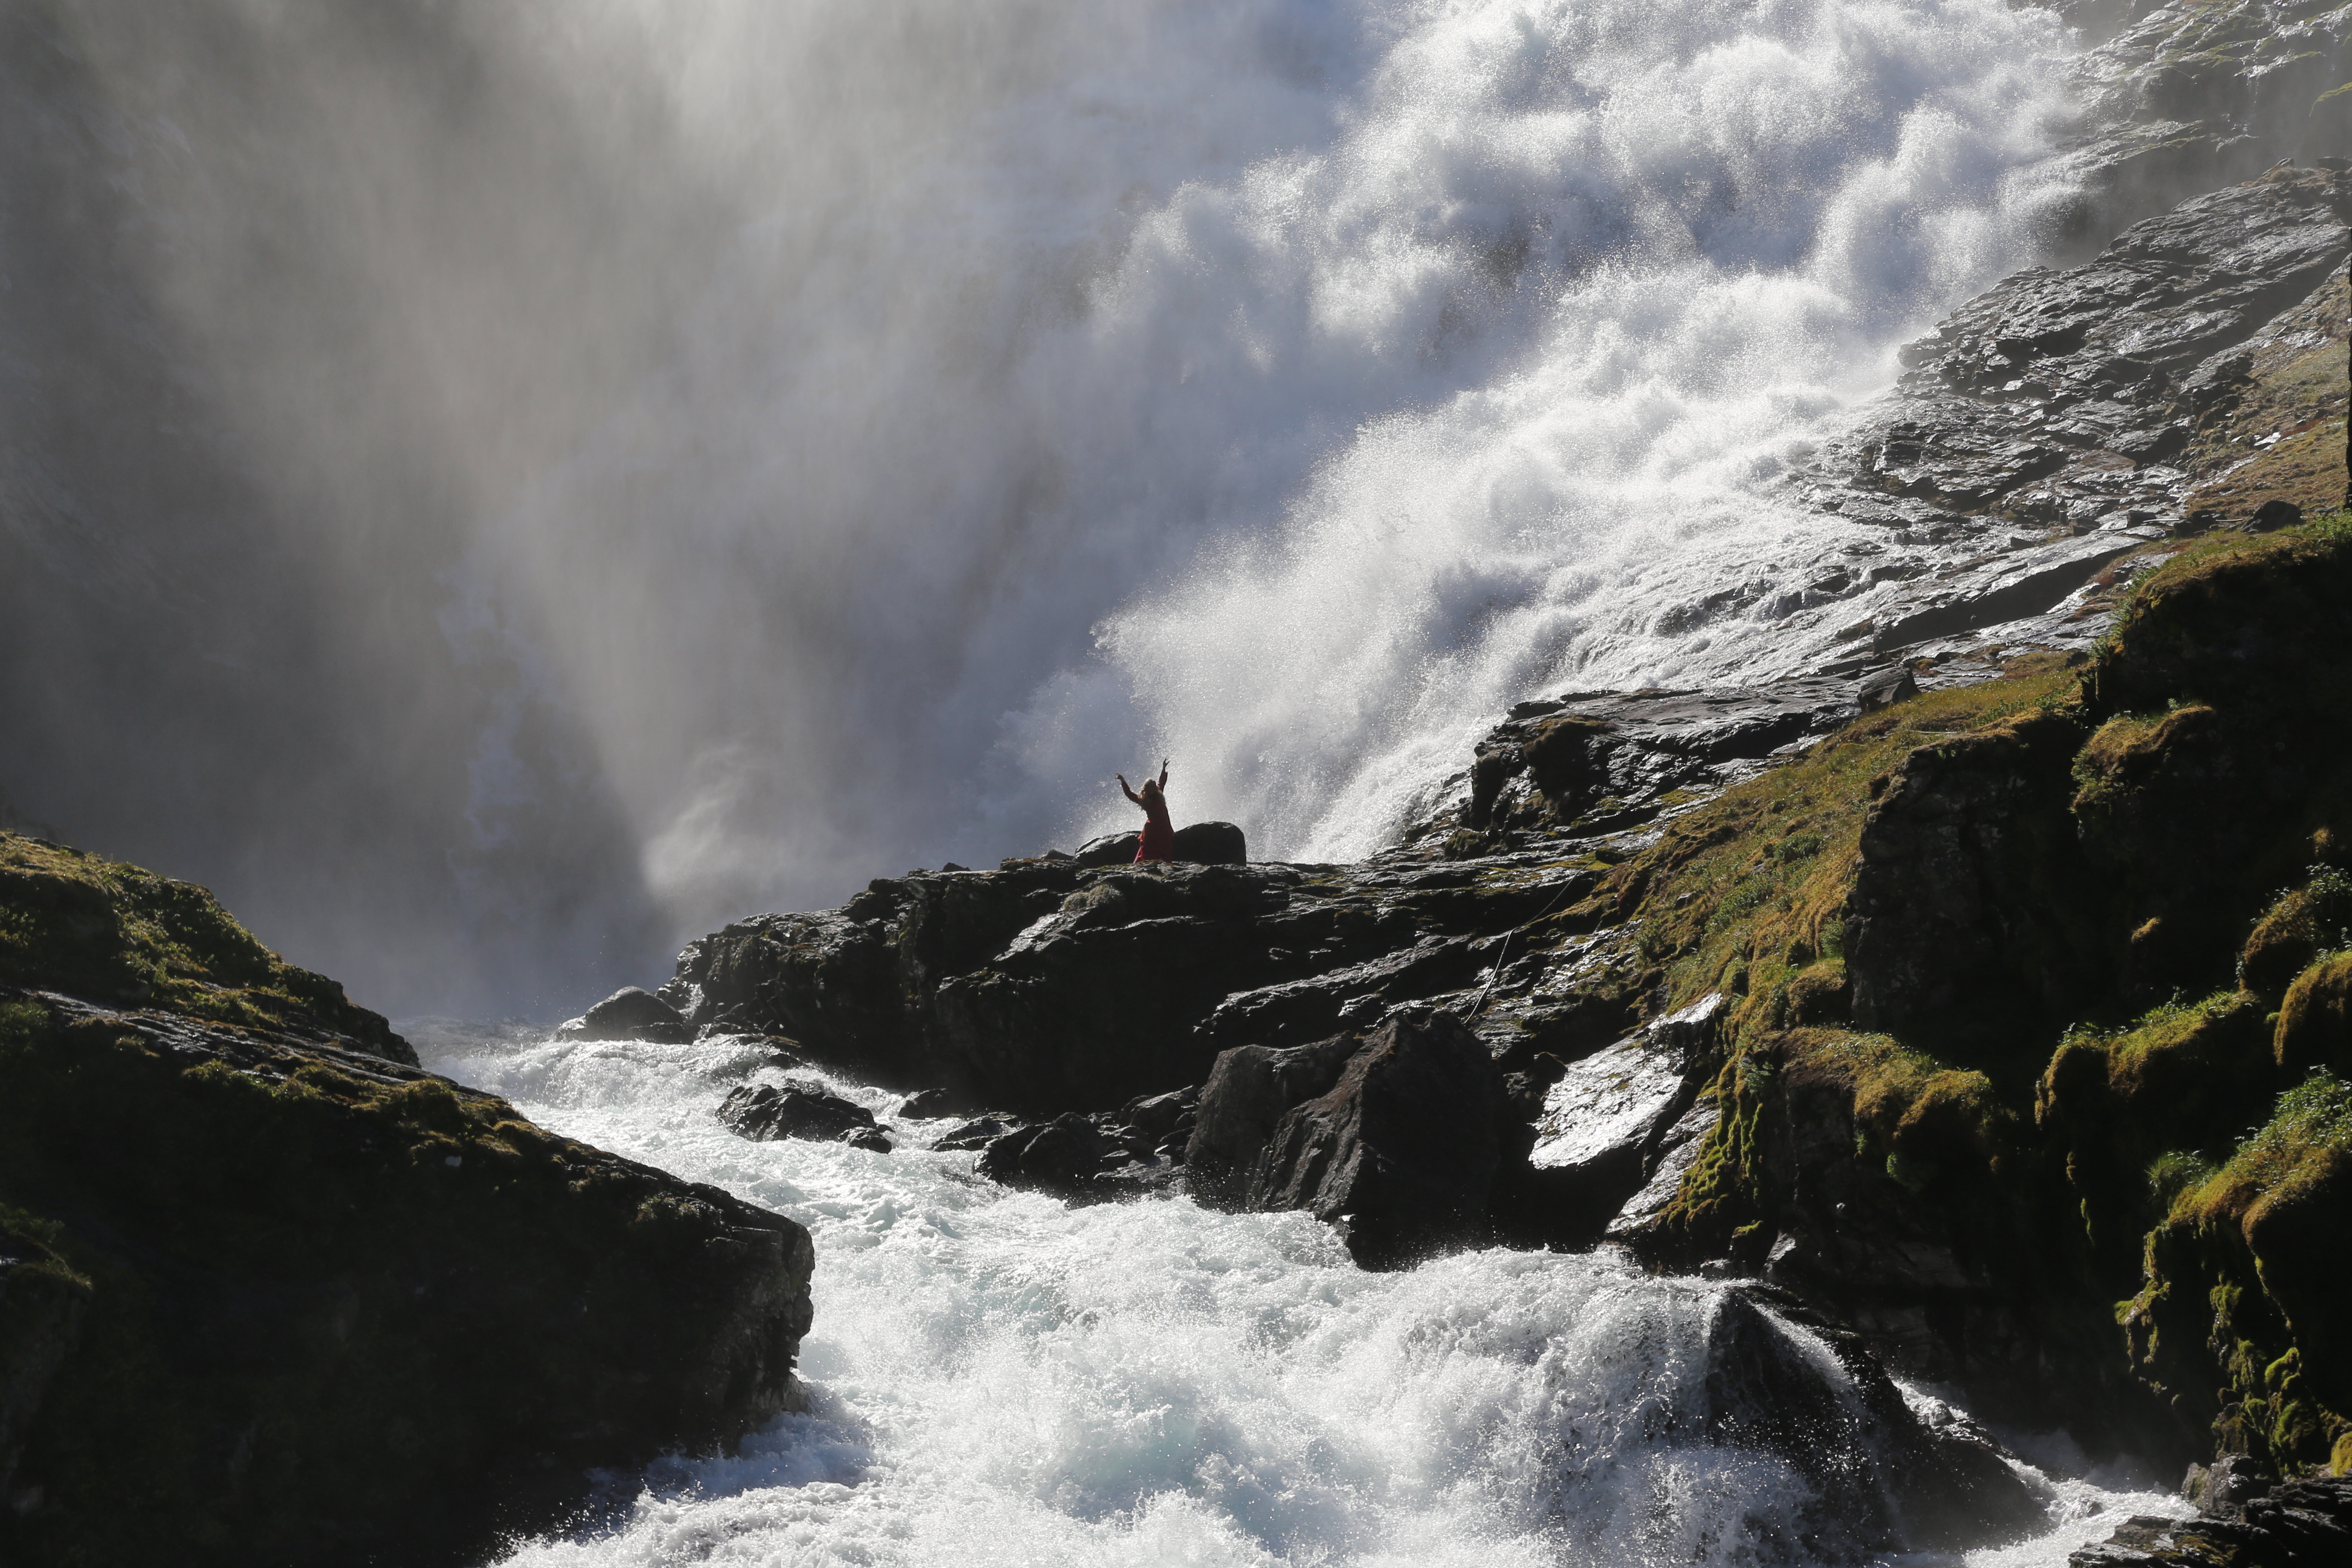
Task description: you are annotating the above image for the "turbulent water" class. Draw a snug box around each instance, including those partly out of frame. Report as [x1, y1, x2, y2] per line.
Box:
[417, 1023, 2187, 1568]
[9, 0, 2101, 1011]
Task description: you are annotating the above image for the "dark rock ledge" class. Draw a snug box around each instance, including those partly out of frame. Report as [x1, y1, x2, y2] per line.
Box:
[0, 838, 815, 1567]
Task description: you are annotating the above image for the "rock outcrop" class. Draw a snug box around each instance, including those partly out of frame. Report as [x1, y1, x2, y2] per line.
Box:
[1238, 1012, 1507, 1268]
[0, 836, 815, 1566]
[718, 1079, 893, 1151]
[560, 985, 694, 1043]
[1703, 1290, 2047, 1557]
[0, 833, 414, 1065]
[2072, 1473, 2352, 1565]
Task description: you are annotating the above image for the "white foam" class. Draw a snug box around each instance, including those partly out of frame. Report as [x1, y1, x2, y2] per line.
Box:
[421, 1026, 2180, 1567]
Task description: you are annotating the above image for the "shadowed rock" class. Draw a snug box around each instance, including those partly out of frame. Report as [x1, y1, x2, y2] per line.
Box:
[562, 985, 693, 1044]
[1704, 1291, 2046, 1559]
[1243, 1012, 1506, 1269]
[718, 1080, 891, 1152]
[1184, 1035, 1360, 1206]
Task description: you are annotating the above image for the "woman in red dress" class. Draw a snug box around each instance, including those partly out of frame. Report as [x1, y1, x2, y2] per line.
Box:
[1116, 758, 1176, 863]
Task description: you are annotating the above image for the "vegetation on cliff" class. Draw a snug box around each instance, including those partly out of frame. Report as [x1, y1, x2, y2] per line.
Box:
[1583, 516, 2352, 1474]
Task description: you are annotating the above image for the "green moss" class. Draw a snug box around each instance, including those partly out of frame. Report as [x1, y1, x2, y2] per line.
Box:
[2243, 867, 2352, 998]
[2276, 952, 2352, 1077]
[1570, 665, 2079, 1043]
[2085, 516, 2352, 717]
[2126, 1072, 2352, 1471]
[0, 832, 399, 1054]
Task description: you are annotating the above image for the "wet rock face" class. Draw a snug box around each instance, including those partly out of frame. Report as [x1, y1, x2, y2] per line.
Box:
[718, 1080, 892, 1152]
[1520, 995, 1725, 1245]
[1683, 164, 2350, 679]
[561, 984, 693, 1043]
[1243, 1013, 1507, 1269]
[2070, 1474, 2352, 1566]
[0, 986, 814, 1567]
[974, 1089, 1200, 1200]
[2061, 0, 2352, 238]
[1703, 1291, 2047, 1558]
[1464, 680, 1860, 836]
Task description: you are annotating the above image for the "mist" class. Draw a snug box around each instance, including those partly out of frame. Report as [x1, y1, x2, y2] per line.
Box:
[1, 0, 2096, 1015]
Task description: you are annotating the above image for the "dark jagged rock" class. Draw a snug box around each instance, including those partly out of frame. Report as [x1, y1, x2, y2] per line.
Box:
[1242, 1013, 1507, 1269]
[658, 847, 1603, 1117]
[0, 983, 813, 1567]
[561, 984, 693, 1044]
[934, 1114, 1022, 1151]
[1703, 1290, 2047, 1557]
[1185, 1035, 1361, 1205]
[717, 1080, 892, 1152]
[972, 1087, 1200, 1201]
[894, 1087, 959, 1118]
[2070, 1474, 2352, 1565]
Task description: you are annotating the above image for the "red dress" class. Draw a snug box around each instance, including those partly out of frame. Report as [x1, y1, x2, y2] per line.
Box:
[1134, 795, 1176, 862]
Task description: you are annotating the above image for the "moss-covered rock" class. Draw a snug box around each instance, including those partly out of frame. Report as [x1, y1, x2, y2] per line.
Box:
[0, 833, 410, 1062]
[2242, 867, 2352, 999]
[1574, 519, 2352, 1460]
[2277, 952, 2352, 1077]
[2125, 1072, 2352, 1472]
[0, 847, 816, 1565]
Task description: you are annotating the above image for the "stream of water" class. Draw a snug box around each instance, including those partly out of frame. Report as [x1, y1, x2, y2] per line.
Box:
[415, 1023, 2187, 1568]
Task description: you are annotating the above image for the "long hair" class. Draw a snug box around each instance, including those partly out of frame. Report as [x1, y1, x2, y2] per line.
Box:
[1139, 777, 1163, 804]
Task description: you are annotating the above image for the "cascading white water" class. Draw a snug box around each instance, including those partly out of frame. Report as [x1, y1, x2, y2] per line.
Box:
[13, 0, 2100, 1010]
[416, 1024, 2185, 1567]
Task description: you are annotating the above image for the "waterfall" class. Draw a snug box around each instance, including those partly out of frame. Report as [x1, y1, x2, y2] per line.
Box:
[2, 0, 2078, 1008]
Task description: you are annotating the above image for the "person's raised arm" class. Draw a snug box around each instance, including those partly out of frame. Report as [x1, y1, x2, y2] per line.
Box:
[1157, 757, 1169, 790]
[1116, 772, 1142, 806]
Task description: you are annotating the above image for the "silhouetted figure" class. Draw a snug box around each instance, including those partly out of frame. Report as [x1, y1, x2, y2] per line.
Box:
[1116, 759, 1175, 863]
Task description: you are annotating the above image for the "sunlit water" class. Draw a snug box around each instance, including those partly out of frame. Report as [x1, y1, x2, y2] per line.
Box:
[414, 1023, 2188, 1567]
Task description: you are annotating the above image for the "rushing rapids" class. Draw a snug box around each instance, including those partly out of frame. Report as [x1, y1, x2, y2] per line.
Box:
[418, 1023, 2187, 1567]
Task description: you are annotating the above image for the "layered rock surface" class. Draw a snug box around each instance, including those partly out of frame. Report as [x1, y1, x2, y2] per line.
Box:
[0, 835, 816, 1566]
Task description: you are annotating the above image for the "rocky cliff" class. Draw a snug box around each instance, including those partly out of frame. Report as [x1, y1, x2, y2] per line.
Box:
[655, 157, 2352, 1552]
[0, 835, 816, 1566]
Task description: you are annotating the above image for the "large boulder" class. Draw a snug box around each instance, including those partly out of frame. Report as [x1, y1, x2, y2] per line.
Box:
[717, 1080, 891, 1152]
[1183, 1034, 1360, 1205]
[1072, 821, 1247, 868]
[1703, 1291, 2046, 1558]
[1243, 1012, 1506, 1269]
[0, 985, 813, 1567]
[561, 985, 693, 1044]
